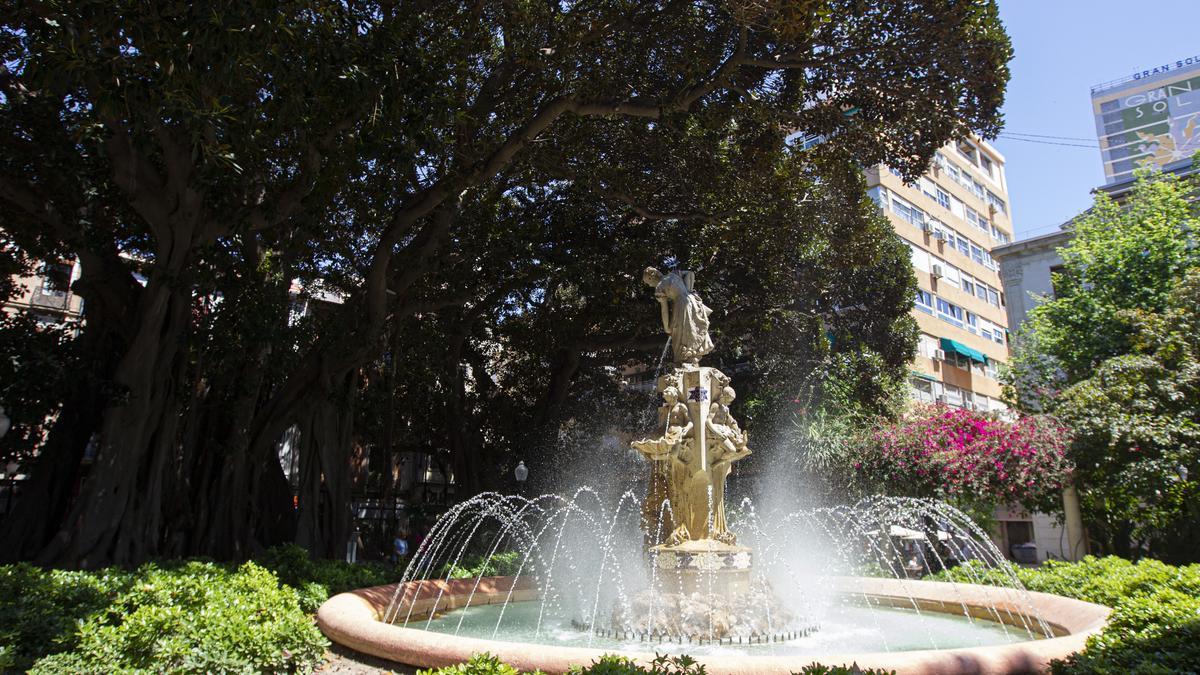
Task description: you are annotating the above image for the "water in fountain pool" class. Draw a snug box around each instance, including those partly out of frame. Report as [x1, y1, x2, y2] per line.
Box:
[383, 492, 1053, 653]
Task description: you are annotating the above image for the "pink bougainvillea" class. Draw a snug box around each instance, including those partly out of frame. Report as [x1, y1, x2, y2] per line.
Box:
[857, 405, 1072, 509]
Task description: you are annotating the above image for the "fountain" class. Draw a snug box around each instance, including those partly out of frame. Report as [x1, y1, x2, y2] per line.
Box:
[316, 268, 1111, 674]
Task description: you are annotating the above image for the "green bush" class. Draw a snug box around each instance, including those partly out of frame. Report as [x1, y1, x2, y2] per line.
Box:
[418, 651, 531, 674]
[255, 544, 398, 612]
[436, 551, 524, 580]
[0, 560, 328, 673]
[930, 555, 1200, 673]
[0, 563, 134, 670]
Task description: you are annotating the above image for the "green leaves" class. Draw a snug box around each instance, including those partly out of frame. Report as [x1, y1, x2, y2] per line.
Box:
[933, 556, 1200, 675]
[0, 559, 329, 673]
[1005, 163, 1200, 560]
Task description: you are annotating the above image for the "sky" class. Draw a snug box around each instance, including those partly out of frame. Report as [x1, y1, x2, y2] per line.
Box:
[992, 0, 1198, 239]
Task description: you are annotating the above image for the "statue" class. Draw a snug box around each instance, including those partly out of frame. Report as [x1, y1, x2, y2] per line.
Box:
[642, 267, 714, 365]
[706, 386, 751, 544]
[631, 386, 702, 545]
[632, 267, 749, 549]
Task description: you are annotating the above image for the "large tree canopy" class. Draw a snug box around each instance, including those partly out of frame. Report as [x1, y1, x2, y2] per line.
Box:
[0, 0, 1011, 566]
[1005, 163, 1200, 561]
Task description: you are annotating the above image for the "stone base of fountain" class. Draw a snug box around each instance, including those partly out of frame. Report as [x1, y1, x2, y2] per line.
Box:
[649, 539, 753, 596]
[607, 578, 810, 641]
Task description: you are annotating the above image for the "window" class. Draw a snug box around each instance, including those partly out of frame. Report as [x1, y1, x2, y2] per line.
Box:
[911, 378, 935, 403]
[965, 311, 978, 334]
[961, 275, 976, 297]
[991, 225, 1010, 244]
[915, 289, 935, 314]
[942, 383, 964, 406]
[936, 298, 964, 327]
[1003, 521, 1035, 561]
[956, 235, 970, 256]
[971, 244, 985, 265]
[935, 187, 950, 209]
[965, 206, 987, 233]
[867, 186, 887, 209]
[980, 155, 995, 179]
[987, 288, 1001, 307]
[891, 196, 925, 227]
[987, 190, 1007, 214]
[908, 242, 930, 272]
[40, 262, 72, 296]
[946, 351, 973, 371]
[921, 178, 937, 201]
[918, 333, 940, 358]
[956, 140, 978, 165]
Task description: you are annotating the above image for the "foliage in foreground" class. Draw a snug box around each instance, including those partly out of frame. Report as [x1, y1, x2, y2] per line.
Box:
[931, 556, 1200, 673]
[417, 652, 896, 675]
[0, 552, 350, 672]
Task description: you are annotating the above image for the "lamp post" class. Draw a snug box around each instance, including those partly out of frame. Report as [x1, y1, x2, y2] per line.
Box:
[514, 461, 528, 494]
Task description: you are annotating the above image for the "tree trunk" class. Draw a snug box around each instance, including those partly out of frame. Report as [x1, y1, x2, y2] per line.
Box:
[37, 272, 192, 567]
[0, 252, 134, 561]
[294, 374, 358, 558]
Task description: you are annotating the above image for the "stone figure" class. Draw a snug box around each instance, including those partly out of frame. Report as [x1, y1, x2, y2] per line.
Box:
[631, 385, 706, 545]
[642, 267, 714, 365]
[705, 386, 751, 544]
[631, 386, 692, 461]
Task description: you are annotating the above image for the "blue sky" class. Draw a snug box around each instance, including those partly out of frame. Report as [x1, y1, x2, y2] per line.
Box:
[993, 0, 1197, 239]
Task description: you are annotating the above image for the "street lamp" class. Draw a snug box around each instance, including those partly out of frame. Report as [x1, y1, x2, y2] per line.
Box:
[514, 461, 529, 485]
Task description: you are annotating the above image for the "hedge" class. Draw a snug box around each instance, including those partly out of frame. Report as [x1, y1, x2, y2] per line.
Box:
[929, 555, 1200, 674]
[0, 545, 401, 673]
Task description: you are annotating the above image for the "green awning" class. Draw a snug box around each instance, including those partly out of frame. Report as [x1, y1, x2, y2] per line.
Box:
[940, 337, 988, 365]
[910, 371, 937, 382]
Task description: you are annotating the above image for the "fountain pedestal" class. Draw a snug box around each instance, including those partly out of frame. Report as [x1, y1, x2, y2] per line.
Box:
[651, 539, 753, 596]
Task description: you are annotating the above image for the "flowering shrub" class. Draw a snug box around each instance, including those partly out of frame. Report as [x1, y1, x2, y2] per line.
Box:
[855, 405, 1072, 512]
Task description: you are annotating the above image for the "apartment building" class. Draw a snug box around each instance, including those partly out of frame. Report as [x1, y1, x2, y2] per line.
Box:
[1, 258, 84, 328]
[866, 138, 1013, 415]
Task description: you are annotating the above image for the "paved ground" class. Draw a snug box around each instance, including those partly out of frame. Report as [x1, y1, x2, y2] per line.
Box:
[316, 643, 419, 675]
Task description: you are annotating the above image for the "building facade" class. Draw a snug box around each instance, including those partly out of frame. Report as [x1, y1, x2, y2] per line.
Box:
[0, 258, 84, 328]
[866, 139, 1086, 564]
[992, 229, 1072, 334]
[866, 138, 1013, 415]
[1091, 53, 1200, 186]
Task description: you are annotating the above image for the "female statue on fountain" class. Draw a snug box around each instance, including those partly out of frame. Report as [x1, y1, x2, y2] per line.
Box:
[642, 267, 714, 365]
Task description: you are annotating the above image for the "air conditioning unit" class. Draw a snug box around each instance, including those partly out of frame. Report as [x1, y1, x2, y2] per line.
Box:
[931, 264, 944, 278]
[921, 221, 934, 233]
[933, 348, 946, 361]
[933, 230, 946, 241]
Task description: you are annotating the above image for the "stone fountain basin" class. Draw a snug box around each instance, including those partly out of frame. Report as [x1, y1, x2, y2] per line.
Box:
[316, 576, 1110, 675]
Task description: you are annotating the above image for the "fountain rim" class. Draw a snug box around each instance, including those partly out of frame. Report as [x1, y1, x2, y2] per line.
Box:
[316, 575, 1111, 675]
